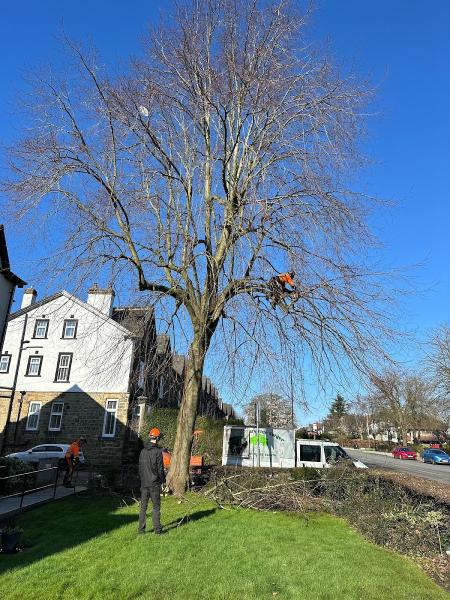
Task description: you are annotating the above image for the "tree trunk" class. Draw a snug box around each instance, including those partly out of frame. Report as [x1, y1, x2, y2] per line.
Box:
[166, 335, 206, 496]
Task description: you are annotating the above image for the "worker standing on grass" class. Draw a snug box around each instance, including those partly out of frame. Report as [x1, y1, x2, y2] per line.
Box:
[138, 428, 166, 535]
[63, 436, 86, 488]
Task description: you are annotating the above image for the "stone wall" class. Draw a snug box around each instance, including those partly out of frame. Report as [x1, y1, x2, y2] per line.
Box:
[0, 390, 129, 469]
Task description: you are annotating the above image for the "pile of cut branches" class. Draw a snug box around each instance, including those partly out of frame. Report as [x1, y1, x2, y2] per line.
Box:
[203, 466, 357, 513]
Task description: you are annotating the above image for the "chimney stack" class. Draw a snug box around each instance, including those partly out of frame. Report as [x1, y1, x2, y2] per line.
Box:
[87, 283, 115, 317]
[21, 288, 37, 309]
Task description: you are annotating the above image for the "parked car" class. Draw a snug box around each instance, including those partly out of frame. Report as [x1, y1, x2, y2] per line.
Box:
[421, 448, 450, 465]
[392, 447, 417, 460]
[6, 444, 86, 468]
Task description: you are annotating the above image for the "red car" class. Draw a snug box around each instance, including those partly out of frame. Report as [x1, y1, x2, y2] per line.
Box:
[392, 447, 417, 460]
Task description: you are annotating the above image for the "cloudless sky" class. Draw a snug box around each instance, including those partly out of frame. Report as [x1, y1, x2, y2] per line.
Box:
[0, 1, 449, 422]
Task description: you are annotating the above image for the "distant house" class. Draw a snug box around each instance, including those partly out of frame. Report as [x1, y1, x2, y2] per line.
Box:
[0, 225, 26, 353]
[308, 422, 324, 436]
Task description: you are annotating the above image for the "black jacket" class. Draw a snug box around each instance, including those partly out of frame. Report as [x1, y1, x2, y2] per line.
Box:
[139, 442, 166, 487]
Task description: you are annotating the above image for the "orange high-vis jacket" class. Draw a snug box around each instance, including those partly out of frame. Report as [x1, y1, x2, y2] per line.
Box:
[278, 273, 295, 287]
[65, 441, 81, 460]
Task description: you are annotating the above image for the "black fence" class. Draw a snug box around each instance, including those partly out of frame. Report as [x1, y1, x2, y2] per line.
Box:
[0, 464, 82, 516]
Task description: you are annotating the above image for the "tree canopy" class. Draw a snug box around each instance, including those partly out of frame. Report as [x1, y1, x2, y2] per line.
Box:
[3, 0, 401, 493]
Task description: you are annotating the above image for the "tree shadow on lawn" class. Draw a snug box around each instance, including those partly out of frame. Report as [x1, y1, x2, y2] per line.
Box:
[0, 494, 136, 575]
[163, 508, 218, 531]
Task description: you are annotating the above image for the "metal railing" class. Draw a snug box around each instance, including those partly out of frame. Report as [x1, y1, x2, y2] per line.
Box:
[0, 465, 81, 515]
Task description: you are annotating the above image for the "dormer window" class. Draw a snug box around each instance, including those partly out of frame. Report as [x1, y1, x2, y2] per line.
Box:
[33, 319, 49, 339]
[62, 319, 78, 339]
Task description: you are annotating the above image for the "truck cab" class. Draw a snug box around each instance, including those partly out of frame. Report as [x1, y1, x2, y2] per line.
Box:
[296, 439, 367, 469]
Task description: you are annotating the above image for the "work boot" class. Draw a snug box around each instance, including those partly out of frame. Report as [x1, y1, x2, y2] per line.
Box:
[154, 530, 166, 535]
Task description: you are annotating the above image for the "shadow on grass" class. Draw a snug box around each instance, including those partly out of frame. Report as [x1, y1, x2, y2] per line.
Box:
[0, 496, 220, 575]
[0, 494, 135, 575]
[163, 508, 218, 531]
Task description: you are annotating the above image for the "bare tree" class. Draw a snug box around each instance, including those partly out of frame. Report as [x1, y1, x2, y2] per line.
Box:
[3, 0, 400, 494]
[427, 325, 450, 427]
[244, 393, 294, 428]
[368, 370, 442, 443]
[349, 394, 378, 442]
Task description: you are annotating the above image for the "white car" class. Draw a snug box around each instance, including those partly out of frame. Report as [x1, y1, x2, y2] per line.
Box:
[6, 444, 86, 467]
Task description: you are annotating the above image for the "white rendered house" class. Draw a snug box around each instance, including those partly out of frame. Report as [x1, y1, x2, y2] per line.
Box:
[0, 285, 136, 467]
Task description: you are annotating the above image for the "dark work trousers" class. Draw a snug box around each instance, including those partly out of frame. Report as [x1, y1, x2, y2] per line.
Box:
[138, 485, 162, 533]
[63, 457, 74, 486]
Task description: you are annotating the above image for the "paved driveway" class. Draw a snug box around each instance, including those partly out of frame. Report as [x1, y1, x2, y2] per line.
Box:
[346, 449, 450, 485]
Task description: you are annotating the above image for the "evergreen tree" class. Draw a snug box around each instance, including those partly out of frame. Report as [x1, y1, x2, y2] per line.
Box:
[329, 394, 348, 417]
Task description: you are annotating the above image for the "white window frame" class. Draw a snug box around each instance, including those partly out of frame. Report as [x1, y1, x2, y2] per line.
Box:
[62, 319, 78, 339]
[26, 355, 43, 376]
[48, 402, 64, 431]
[131, 403, 143, 432]
[102, 399, 118, 438]
[34, 319, 49, 339]
[55, 353, 73, 382]
[0, 354, 11, 373]
[26, 402, 42, 431]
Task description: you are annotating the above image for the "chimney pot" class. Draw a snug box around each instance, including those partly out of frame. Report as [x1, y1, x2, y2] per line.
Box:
[87, 285, 115, 317]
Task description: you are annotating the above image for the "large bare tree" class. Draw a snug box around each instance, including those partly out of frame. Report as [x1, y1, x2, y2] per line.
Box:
[3, 0, 399, 494]
[368, 369, 443, 443]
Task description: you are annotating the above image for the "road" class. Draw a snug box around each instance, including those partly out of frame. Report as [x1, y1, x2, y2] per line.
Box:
[346, 449, 450, 485]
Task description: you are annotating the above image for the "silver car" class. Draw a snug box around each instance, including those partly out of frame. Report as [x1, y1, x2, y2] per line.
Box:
[6, 444, 86, 467]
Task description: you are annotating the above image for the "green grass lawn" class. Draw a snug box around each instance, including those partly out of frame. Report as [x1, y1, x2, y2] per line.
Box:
[0, 493, 448, 600]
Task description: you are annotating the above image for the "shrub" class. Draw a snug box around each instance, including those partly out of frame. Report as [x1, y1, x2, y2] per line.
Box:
[410, 443, 427, 454]
[141, 408, 179, 450]
[141, 408, 242, 465]
[0, 458, 36, 495]
[290, 467, 322, 482]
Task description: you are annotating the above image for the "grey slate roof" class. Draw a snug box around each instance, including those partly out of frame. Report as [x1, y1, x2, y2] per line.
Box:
[112, 307, 154, 337]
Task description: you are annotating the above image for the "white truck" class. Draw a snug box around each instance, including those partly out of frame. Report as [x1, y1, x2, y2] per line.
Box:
[222, 426, 367, 469]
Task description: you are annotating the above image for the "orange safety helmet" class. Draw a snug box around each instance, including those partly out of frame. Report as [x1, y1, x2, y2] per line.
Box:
[149, 427, 161, 439]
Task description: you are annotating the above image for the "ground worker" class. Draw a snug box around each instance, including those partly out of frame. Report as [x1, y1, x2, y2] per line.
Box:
[63, 436, 87, 487]
[138, 427, 166, 535]
[267, 271, 296, 308]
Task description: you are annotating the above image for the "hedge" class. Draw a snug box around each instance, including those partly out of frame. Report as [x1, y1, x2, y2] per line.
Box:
[0, 457, 36, 495]
[140, 408, 243, 465]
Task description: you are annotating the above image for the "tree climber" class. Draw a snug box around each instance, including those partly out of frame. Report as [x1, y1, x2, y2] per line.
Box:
[266, 272, 296, 309]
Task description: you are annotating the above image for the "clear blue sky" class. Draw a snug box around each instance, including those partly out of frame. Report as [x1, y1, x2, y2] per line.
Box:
[0, 1, 449, 422]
